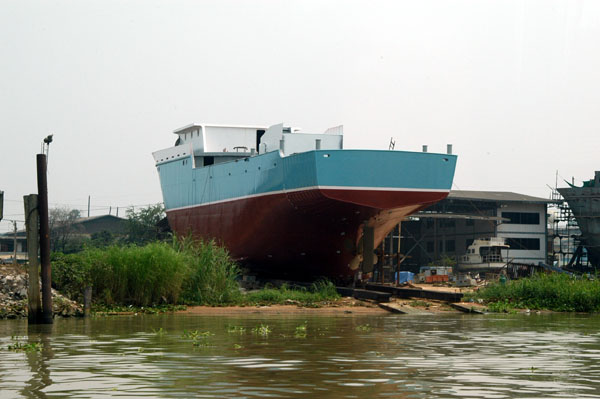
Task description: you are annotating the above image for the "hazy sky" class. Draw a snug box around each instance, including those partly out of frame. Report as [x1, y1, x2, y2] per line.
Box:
[1, 0, 599, 233]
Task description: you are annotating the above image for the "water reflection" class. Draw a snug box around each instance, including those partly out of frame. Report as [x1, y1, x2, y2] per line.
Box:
[0, 313, 599, 398]
[23, 324, 54, 399]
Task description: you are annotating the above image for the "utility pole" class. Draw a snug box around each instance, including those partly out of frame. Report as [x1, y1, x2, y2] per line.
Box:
[12, 220, 17, 265]
[87, 195, 90, 217]
[38, 135, 53, 324]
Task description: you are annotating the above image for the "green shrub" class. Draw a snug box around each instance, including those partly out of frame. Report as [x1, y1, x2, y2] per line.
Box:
[474, 273, 600, 312]
[51, 252, 91, 302]
[244, 280, 339, 305]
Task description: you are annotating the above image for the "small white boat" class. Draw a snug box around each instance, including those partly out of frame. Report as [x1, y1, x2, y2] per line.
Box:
[457, 237, 509, 273]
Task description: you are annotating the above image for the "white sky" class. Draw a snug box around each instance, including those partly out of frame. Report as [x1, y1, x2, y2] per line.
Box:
[1, 0, 599, 233]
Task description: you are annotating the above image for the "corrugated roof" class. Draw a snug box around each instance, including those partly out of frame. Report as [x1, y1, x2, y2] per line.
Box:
[448, 190, 554, 204]
[75, 215, 126, 223]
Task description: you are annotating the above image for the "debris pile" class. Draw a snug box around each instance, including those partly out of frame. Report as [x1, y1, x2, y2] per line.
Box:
[0, 266, 83, 319]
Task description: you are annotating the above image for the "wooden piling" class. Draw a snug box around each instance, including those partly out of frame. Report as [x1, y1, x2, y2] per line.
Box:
[83, 286, 92, 317]
[24, 194, 42, 323]
[37, 154, 53, 324]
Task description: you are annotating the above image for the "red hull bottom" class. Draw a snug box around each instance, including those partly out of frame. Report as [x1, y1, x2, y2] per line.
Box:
[167, 188, 448, 280]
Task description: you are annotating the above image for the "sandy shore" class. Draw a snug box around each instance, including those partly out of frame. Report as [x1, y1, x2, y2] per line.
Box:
[178, 304, 390, 316]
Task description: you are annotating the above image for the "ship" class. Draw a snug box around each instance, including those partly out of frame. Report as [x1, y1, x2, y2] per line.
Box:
[153, 123, 457, 280]
[558, 171, 600, 268]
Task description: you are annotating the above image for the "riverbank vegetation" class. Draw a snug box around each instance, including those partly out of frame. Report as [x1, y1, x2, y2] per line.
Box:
[244, 281, 340, 306]
[51, 238, 339, 309]
[471, 273, 600, 312]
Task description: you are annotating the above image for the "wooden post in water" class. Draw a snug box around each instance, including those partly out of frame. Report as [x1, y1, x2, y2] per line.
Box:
[37, 154, 53, 324]
[24, 194, 42, 323]
[83, 286, 92, 317]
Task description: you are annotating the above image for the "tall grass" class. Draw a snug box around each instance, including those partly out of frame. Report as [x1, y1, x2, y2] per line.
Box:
[474, 273, 600, 312]
[52, 238, 240, 306]
[52, 238, 339, 308]
[84, 243, 189, 306]
[174, 237, 241, 305]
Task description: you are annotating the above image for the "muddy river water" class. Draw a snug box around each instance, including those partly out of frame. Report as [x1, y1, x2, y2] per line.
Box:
[1, 313, 599, 398]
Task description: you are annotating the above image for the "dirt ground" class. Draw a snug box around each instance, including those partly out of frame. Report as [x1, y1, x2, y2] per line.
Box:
[179, 304, 389, 316]
[178, 296, 386, 315]
[177, 295, 464, 316]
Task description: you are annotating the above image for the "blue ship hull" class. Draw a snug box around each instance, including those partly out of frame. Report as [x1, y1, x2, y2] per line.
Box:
[156, 149, 457, 279]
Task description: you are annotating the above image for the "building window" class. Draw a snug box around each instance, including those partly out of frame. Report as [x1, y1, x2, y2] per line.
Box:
[440, 219, 455, 228]
[446, 240, 455, 252]
[0, 241, 14, 252]
[505, 237, 540, 250]
[501, 212, 540, 225]
[426, 219, 434, 229]
[426, 241, 434, 252]
[466, 219, 474, 226]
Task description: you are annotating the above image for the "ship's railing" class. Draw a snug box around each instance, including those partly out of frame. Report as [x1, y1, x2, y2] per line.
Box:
[153, 143, 193, 164]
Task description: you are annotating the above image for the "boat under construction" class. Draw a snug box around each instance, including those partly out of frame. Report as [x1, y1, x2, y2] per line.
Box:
[558, 171, 600, 269]
[456, 237, 510, 274]
[153, 123, 457, 280]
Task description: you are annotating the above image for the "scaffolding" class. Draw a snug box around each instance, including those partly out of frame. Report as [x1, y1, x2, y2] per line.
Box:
[548, 188, 590, 270]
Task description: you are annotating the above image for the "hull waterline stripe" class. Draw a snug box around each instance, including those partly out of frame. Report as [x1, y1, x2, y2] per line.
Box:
[166, 185, 450, 212]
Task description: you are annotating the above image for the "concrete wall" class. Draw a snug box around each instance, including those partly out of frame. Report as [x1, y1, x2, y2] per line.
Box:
[496, 202, 547, 264]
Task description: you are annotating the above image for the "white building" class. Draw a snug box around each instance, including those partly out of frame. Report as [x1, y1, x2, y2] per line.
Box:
[397, 191, 553, 269]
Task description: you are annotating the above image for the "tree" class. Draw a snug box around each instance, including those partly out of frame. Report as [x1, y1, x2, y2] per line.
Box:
[49, 207, 84, 253]
[89, 230, 115, 248]
[125, 204, 166, 245]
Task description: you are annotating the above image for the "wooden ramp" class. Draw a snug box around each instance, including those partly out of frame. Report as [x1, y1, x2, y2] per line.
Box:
[336, 287, 392, 303]
[366, 283, 463, 302]
[450, 302, 488, 314]
[378, 302, 431, 315]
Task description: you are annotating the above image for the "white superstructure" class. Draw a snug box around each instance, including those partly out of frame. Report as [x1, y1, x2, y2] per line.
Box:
[152, 123, 344, 166]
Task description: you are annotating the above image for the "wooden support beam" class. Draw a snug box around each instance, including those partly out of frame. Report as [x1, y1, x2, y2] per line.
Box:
[24, 194, 42, 324]
[362, 225, 375, 274]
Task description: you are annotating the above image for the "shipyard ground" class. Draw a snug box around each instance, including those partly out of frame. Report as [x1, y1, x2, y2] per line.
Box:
[177, 291, 467, 316]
